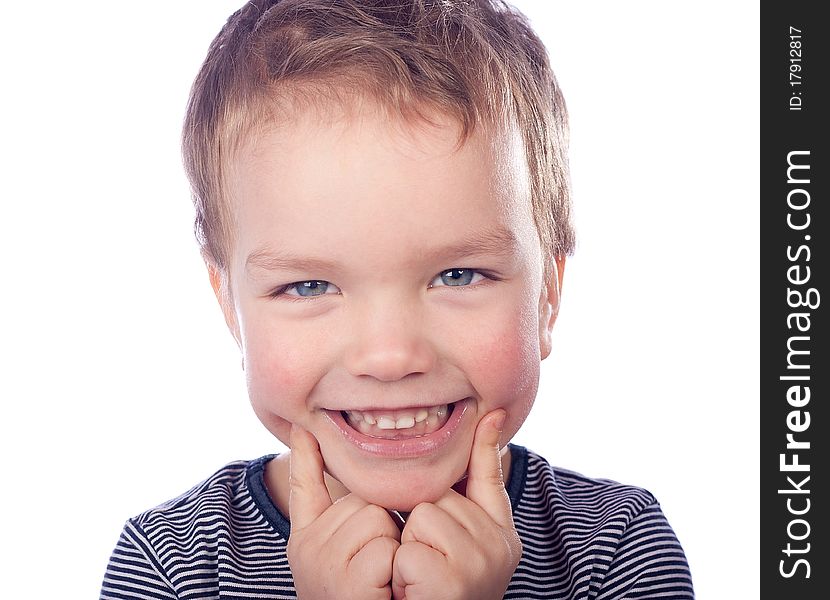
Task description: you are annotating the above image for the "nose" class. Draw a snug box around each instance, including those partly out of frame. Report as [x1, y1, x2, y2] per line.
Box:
[343, 299, 436, 382]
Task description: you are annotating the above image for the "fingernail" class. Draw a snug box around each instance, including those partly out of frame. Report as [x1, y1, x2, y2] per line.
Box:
[492, 410, 506, 433]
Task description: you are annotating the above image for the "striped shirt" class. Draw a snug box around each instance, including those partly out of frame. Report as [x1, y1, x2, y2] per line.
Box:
[101, 445, 694, 599]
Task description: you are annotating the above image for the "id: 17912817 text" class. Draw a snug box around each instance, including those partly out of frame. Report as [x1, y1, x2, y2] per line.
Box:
[789, 26, 803, 111]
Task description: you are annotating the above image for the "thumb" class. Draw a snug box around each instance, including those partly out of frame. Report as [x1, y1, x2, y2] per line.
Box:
[288, 424, 332, 531]
[465, 409, 513, 529]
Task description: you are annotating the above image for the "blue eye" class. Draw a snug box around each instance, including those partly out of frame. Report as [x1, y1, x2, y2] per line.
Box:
[283, 280, 341, 297]
[431, 269, 484, 287]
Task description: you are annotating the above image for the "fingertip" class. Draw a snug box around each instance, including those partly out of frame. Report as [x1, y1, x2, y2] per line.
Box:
[491, 409, 506, 435]
[288, 425, 322, 484]
[289, 423, 314, 450]
[476, 409, 506, 447]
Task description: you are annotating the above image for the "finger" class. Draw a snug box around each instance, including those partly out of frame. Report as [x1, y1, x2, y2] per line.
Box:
[465, 409, 514, 529]
[288, 424, 332, 531]
[336, 503, 402, 560]
[400, 501, 470, 554]
[349, 535, 400, 591]
[311, 493, 378, 538]
[433, 488, 491, 535]
[392, 540, 448, 599]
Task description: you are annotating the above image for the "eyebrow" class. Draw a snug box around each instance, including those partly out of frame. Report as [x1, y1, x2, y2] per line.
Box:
[245, 226, 520, 276]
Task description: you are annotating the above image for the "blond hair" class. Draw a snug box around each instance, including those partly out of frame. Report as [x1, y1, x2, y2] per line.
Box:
[182, 0, 574, 277]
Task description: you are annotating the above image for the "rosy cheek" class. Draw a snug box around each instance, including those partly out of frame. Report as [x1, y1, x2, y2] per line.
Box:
[244, 335, 306, 414]
[244, 318, 310, 387]
[466, 305, 540, 415]
[246, 348, 298, 397]
[245, 347, 299, 445]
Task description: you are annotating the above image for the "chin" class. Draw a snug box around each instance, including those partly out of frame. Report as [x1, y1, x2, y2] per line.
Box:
[347, 476, 453, 512]
[329, 459, 467, 512]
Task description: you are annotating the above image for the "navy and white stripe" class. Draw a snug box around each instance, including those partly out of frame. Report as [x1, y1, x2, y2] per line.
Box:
[101, 445, 694, 599]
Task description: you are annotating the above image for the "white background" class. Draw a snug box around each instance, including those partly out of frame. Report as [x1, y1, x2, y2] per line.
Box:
[1, 1, 758, 598]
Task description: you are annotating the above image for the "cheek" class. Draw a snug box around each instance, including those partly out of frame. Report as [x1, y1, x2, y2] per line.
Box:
[241, 323, 324, 440]
[245, 341, 305, 392]
[464, 299, 541, 420]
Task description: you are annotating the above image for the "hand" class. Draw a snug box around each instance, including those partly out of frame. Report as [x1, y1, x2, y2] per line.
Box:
[287, 425, 401, 600]
[391, 410, 522, 600]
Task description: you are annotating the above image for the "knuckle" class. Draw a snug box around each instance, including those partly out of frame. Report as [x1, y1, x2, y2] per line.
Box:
[288, 472, 311, 493]
[487, 470, 504, 486]
[376, 534, 401, 555]
[408, 502, 434, 521]
[362, 503, 388, 522]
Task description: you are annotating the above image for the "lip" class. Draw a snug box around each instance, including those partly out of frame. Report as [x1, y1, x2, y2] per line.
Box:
[321, 397, 472, 459]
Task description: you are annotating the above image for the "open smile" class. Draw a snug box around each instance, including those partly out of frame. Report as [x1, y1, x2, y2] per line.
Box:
[342, 403, 453, 438]
[322, 398, 472, 458]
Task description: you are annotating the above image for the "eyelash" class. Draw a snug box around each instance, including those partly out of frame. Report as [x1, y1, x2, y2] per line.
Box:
[269, 269, 497, 301]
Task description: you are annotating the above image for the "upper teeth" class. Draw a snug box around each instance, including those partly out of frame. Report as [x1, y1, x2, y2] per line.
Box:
[346, 404, 448, 430]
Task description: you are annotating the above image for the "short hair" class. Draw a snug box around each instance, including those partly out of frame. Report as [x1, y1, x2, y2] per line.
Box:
[182, 0, 575, 278]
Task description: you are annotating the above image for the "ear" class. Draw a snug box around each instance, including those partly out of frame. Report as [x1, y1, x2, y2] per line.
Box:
[538, 255, 566, 360]
[207, 261, 242, 349]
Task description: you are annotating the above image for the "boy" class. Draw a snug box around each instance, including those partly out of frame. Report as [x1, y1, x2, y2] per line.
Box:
[102, 0, 694, 598]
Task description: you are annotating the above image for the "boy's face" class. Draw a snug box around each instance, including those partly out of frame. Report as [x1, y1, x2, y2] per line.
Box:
[216, 100, 563, 511]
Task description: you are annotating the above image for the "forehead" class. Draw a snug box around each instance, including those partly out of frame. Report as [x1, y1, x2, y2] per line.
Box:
[225, 99, 536, 271]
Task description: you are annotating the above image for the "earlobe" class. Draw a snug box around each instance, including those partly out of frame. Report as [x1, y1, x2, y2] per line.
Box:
[539, 256, 566, 360]
[207, 261, 242, 349]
